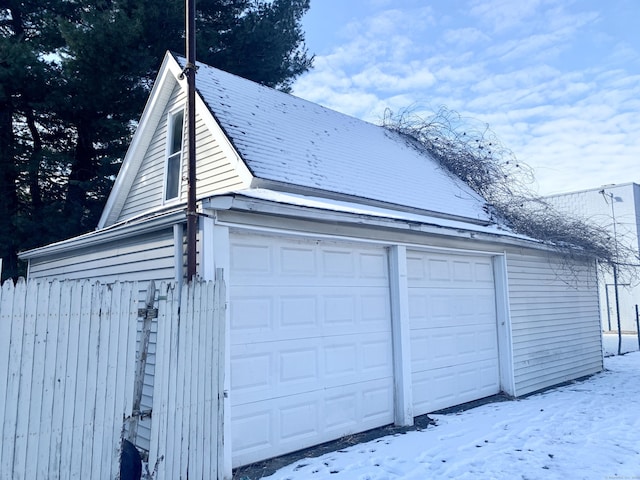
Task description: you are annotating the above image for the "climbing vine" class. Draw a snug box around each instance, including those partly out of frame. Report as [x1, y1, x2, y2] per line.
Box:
[382, 107, 638, 275]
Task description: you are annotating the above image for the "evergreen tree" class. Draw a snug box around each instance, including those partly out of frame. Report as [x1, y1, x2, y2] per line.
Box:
[0, 0, 313, 281]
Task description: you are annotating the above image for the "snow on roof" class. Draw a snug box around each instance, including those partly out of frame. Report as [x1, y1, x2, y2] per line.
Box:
[231, 188, 523, 238]
[176, 54, 493, 224]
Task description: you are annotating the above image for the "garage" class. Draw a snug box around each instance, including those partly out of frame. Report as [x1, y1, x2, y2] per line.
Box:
[407, 250, 500, 415]
[228, 233, 394, 466]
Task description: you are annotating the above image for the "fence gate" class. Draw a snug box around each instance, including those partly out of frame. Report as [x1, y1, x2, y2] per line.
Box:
[148, 270, 227, 479]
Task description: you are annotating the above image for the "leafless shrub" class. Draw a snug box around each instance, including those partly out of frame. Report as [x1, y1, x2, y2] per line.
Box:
[382, 107, 638, 276]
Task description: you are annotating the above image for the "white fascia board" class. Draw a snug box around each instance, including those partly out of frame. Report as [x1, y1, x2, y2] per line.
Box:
[20, 209, 186, 260]
[210, 193, 588, 256]
[98, 52, 186, 228]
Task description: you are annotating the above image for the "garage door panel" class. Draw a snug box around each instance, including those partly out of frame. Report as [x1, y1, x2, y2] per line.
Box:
[231, 332, 392, 405]
[231, 379, 394, 466]
[232, 239, 388, 286]
[230, 234, 394, 466]
[407, 254, 494, 287]
[408, 250, 500, 416]
[409, 290, 495, 329]
[412, 325, 498, 361]
[412, 358, 500, 413]
[231, 286, 390, 343]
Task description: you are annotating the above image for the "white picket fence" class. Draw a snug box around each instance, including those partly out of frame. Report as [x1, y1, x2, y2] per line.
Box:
[0, 279, 138, 479]
[149, 274, 226, 479]
[0, 275, 226, 480]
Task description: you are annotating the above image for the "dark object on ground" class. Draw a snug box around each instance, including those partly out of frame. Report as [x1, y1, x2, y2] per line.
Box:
[120, 439, 142, 480]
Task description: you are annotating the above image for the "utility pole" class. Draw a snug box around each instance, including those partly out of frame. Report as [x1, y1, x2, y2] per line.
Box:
[600, 189, 622, 355]
[185, 0, 197, 281]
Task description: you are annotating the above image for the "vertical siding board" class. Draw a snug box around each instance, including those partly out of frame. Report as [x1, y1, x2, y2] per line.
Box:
[13, 280, 38, 479]
[1, 279, 24, 477]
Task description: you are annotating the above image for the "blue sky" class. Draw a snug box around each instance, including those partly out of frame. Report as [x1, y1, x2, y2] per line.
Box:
[294, 0, 640, 195]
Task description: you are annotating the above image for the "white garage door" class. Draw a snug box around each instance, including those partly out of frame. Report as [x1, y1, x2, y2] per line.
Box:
[408, 250, 500, 415]
[229, 233, 394, 466]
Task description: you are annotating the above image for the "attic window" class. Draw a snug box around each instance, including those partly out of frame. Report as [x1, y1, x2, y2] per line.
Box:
[165, 109, 184, 201]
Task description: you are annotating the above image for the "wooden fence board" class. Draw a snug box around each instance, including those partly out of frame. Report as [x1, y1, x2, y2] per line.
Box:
[0, 279, 140, 480]
[37, 281, 59, 479]
[13, 280, 34, 479]
[149, 277, 225, 479]
[1, 277, 225, 479]
[25, 280, 47, 479]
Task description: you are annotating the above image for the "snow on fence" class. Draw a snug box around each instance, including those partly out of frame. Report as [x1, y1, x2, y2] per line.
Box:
[0, 279, 138, 480]
[0, 275, 227, 480]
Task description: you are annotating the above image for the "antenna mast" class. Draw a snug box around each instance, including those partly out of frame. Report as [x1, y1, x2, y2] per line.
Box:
[185, 0, 197, 281]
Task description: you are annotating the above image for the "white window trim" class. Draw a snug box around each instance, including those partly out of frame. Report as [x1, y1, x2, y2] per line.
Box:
[163, 108, 185, 204]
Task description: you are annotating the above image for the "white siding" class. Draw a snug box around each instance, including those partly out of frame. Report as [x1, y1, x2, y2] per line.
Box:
[118, 85, 184, 222]
[507, 251, 603, 396]
[116, 85, 247, 224]
[27, 228, 177, 452]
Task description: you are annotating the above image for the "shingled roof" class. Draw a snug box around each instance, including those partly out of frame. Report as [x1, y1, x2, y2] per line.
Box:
[174, 53, 492, 224]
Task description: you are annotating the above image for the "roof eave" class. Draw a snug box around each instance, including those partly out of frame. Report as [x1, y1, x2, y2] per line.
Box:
[20, 208, 186, 260]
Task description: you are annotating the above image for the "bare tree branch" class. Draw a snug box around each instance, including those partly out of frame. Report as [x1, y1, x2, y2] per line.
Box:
[382, 107, 639, 278]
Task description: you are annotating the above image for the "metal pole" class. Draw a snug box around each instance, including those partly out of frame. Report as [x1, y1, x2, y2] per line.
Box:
[605, 284, 612, 331]
[613, 263, 622, 355]
[185, 0, 197, 281]
[636, 303, 640, 350]
[601, 189, 622, 354]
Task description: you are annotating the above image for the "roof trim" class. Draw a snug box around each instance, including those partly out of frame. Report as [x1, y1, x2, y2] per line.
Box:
[201, 190, 543, 246]
[250, 178, 493, 226]
[21, 209, 186, 260]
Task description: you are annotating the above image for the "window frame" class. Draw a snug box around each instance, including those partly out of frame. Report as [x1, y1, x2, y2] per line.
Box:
[163, 108, 185, 203]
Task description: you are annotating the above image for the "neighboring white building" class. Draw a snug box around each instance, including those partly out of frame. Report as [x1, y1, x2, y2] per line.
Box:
[545, 183, 640, 332]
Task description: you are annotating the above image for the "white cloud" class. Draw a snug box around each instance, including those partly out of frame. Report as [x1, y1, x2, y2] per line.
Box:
[442, 27, 491, 48]
[295, 0, 640, 194]
[468, 0, 547, 33]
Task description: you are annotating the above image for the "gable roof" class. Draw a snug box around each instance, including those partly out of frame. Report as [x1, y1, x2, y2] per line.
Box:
[100, 51, 493, 229]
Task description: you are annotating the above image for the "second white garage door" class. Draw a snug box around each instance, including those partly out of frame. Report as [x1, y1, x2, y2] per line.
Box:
[229, 233, 394, 467]
[408, 250, 500, 415]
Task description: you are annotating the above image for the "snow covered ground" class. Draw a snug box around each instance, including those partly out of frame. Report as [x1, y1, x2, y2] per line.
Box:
[263, 336, 640, 480]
